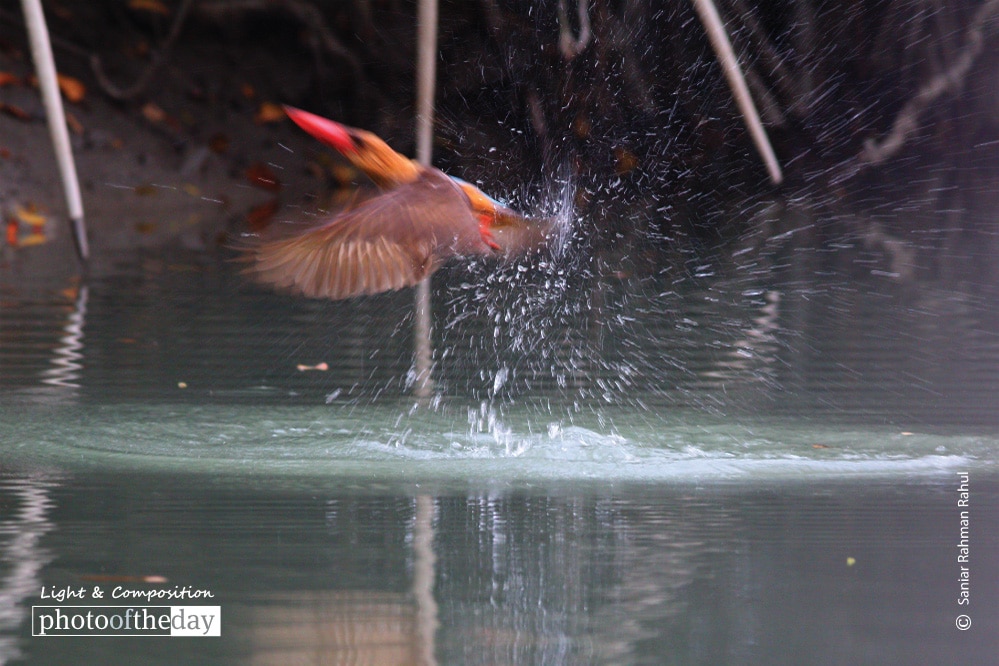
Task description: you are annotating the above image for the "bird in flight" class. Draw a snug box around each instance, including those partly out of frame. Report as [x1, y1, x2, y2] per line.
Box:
[241, 106, 549, 300]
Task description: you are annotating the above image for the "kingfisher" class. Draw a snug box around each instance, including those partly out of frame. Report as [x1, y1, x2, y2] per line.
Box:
[241, 106, 548, 300]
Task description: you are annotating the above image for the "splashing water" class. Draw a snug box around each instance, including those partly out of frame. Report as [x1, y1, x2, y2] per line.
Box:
[439, 171, 598, 411]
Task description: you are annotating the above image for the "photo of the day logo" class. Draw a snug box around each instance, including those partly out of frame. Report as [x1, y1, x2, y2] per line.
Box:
[32, 606, 221, 637]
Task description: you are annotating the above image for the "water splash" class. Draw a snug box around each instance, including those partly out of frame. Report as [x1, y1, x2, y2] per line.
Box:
[439, 170, 600, 405]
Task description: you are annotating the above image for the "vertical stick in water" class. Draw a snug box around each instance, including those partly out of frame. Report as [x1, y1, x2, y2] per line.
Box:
[413, 495, 439, 666]
[412, 0, 439, 399]
[20, 0, 90, 260]
[413, 11, 440, 658]
[413, 278, 434, 398]
[690, 0, 783, 185]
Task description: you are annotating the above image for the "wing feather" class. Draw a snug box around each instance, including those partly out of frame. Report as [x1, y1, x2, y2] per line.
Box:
[242, 171, 497, 300]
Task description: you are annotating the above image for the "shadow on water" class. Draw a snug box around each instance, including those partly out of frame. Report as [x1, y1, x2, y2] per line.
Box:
[2, 203, 998, 663]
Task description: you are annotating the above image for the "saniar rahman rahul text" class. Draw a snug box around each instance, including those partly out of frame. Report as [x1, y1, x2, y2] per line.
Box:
[957, 472, 970, 607]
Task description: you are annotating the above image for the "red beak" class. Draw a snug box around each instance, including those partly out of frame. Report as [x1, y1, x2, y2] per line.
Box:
[284, 105, 358, 155]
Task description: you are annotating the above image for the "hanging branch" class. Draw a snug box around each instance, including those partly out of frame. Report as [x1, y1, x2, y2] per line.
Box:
[90, 0, 194, 101]
[859, 0, 999, 165]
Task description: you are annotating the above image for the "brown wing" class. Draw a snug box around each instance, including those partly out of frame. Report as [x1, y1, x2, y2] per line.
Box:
[243, 171, 491, 300]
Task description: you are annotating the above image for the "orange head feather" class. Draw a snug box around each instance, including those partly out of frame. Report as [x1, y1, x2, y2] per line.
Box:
[284, 106, 420, 187]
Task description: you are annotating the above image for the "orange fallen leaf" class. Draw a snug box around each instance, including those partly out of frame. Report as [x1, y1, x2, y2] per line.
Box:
[614, 147, 639, 175]
[0, 71, 19, 86]
[241, 83, 256, 99]
[127, 0, 171, 16]
[141, 102, 167, 124]
[208, 133, 229, 154]
[133, 184, 158, 196]
[56, 73, 85, 103]
[255, 101, 285, 124]
[0, 102, 30, 121]
[5, 219, 18, 248]
[331, 163, 358, 186]
[246, 199, 278, 231]
[245, 162, 281, 191]
[24, 73, 84, 103]
[15, 204, 47, 227]
[20, 230, 48, 247]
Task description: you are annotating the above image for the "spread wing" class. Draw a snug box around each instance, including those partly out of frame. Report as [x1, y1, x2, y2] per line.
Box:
[242, 173, 491, 300]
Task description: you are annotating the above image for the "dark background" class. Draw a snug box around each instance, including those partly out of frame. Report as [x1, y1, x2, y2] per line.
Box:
[3, 0, 997, 279]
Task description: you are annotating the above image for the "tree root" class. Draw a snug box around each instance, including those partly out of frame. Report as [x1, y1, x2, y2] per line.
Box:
[90, 0, 194, 101]
[859, 0, 999, 165]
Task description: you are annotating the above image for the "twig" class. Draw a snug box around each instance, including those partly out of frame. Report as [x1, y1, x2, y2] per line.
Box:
[859, 0, 999, 165]
[90, 0, 194, 101]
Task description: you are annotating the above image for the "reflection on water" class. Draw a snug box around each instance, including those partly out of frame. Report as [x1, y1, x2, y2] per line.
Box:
[38, 285, 88, 396]
[0, 476, 994, 664]
[243, 590, 420, 665]
[2, 220, 999, 663]
[0, 477, 57, 665]
[3, 241, 998, 423]
[412, 495, 439, 666]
